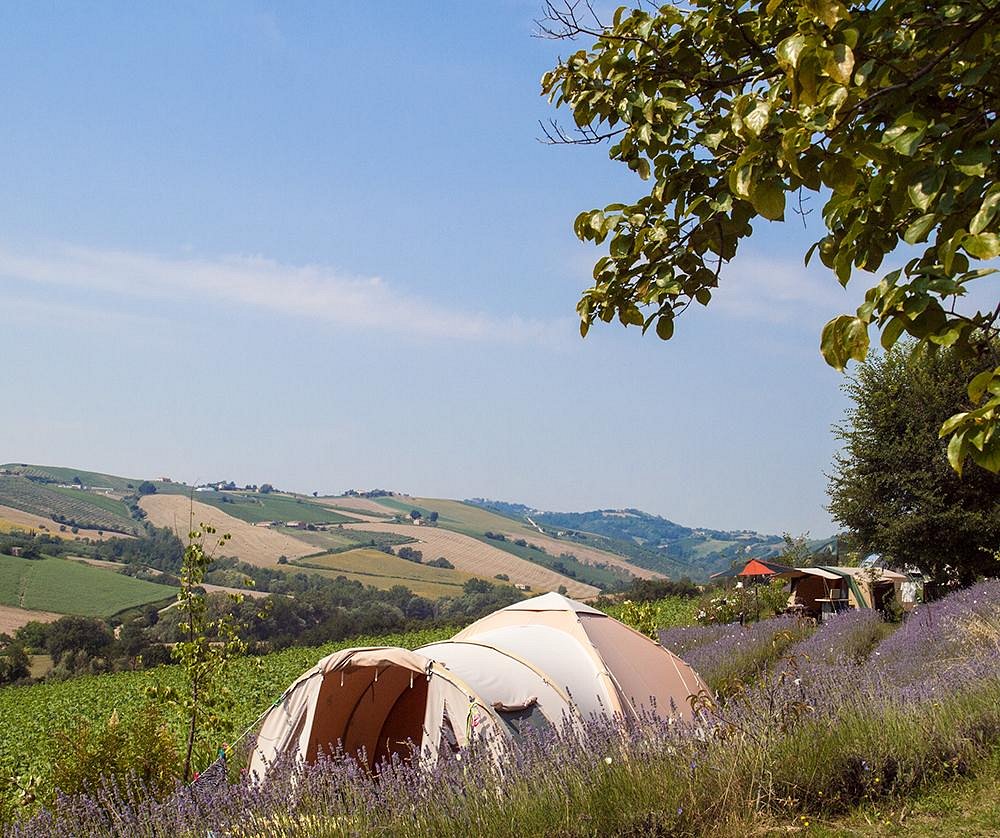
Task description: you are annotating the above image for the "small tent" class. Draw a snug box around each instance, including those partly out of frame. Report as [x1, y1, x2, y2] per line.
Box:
[250, 593, 709, 779]
[249, 646, 506, 778]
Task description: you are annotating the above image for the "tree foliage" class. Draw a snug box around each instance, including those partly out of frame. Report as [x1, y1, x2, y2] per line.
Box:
[828, 339, 1000, 583]
[541, 0, 1000, 471]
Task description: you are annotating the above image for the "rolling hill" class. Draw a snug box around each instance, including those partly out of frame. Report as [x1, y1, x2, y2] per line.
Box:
[0, 463, 805, 613]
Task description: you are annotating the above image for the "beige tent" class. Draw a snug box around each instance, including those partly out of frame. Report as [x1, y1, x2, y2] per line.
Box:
[452, 593, 709, 721]
[249, 646, 506, 778]
[250, 593, 709, 778]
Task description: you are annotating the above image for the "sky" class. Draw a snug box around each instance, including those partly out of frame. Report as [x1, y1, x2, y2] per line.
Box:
[0, 1, 885, 536]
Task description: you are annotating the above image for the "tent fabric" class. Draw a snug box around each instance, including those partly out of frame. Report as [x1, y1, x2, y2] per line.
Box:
[250, 594, 710, 779]
[453, 593, 709, 721]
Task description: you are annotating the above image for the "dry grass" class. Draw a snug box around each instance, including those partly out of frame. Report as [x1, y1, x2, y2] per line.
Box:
[139, 495, 316, 567]
[0, 604, 60, 634]
[0, 505, 126, 542]
[341, 522, 599, 598]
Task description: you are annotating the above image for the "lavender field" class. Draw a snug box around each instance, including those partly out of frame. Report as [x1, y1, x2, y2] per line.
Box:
[6, 582, 1000, 837]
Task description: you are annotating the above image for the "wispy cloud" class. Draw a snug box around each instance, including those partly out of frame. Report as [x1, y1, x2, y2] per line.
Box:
[711, 254, 852, 324]
[0, 243, 558, 342]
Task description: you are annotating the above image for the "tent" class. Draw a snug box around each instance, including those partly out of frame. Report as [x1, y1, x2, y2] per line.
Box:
[452, 592, 709, 721]
[249, 646, 507, 778]
[249, 593, 709, 779]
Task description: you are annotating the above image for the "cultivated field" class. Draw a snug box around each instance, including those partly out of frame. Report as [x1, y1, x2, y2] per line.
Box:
[182, 491, 358, 526]
[0, 505, 121, 541]
[318, 496, 397, 518]
[299, 547, 474, 599]
[0, 555, 176, 617]
[341, 522, 599, 598]
[0, 476, 138, 535]
[0, 604, 60, 634]
[500, 530, 665, 580]
[139, 494, 316, 567]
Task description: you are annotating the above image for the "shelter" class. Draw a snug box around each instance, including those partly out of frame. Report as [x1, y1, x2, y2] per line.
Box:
[787, 566, 908, 619]
[249, 593, 709, 780]
[249, 646, 506, 778]
[452, 592, 709, 721]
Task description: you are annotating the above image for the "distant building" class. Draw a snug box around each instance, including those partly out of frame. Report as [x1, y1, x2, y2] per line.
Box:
[194, 486, 216, 493]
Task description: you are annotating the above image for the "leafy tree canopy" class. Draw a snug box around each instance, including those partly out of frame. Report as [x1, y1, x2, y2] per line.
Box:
[541, 0, 1000, 472]
[828, 339, 1000, 584]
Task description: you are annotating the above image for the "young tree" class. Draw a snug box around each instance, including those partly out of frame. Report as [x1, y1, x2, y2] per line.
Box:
[828, 340, 1000, 584]
[541, 0, 1000, 472]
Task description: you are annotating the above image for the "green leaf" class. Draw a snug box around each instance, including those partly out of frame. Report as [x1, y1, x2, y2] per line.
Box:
[776, 34, 807, 70]
[954, 147, 990, 177]
[946, 428, 966, 475]
[821, 315, 869, 370]
[939, 411, 970, 437]
[903, 213, 937, 244]
[822, 43, 854, 85]
[695, 288, 712, 305]
[907, 170, 944, 211]
[743, 100, 771, 137]
[822, 157, 857, 194]
[969, 368, 1000, 403]
[655, 315, 674, 340]
[880, 316, 906, 350]
[963, 233, 1000, 260]
[751, 181, 786, 220]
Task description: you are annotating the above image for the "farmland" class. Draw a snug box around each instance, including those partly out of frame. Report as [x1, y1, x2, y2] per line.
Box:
[0, 476, 138, 535]
[139, 494, 317, 566]
[175, 490, 359, 526]
[0, 554, 176, 617]
[340, 521, 600, 598]
[0, 464, 140, 493]
[0, 505, 115, 541]
[297, 547, 474, 598]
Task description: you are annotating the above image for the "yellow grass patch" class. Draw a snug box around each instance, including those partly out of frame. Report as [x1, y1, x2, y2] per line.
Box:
[139, 494, 316, 567]
[0, 604, 60, 635]
[316, 496, 398, 518]
[0, 505, 126, 541]
[341, 522, 599, 599]
[300, 548, 474, 598]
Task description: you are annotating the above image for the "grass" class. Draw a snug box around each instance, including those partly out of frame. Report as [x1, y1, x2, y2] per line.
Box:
[295, 548, 473, 598]
[790, 743, 1000, 837]
[0, 554, 176, 617]
[185, 492, 356, 525]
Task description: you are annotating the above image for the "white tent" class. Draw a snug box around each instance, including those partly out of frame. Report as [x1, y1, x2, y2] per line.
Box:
[452, 593, 709, 721]
[249, 646, 505, 778]
[249, 594, 709, 778]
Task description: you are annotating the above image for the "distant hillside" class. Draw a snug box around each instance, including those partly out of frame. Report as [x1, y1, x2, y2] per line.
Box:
[467, 501, 787, 579]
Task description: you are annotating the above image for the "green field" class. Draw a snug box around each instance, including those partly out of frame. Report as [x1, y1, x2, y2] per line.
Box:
[0, 476, 138, 535]
[185, 491, 357, 525]
[297, 548, 473, 598]
[0, 464, 140, 493]
[0, 554, 176, 617]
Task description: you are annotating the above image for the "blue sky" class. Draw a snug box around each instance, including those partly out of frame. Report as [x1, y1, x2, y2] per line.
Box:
[1, 1, 879, 535]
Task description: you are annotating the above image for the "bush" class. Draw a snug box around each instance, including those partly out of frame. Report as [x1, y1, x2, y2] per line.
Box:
[427, 557, 454, 569]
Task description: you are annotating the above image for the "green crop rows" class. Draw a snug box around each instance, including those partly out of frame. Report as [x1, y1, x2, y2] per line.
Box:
[0, 476, 137, 535]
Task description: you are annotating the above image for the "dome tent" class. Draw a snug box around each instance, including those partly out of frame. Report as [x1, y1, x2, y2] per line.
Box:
[249, 646, 506, 778]
[249, 593, 708, 779]
[452, 592, 708, 721]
